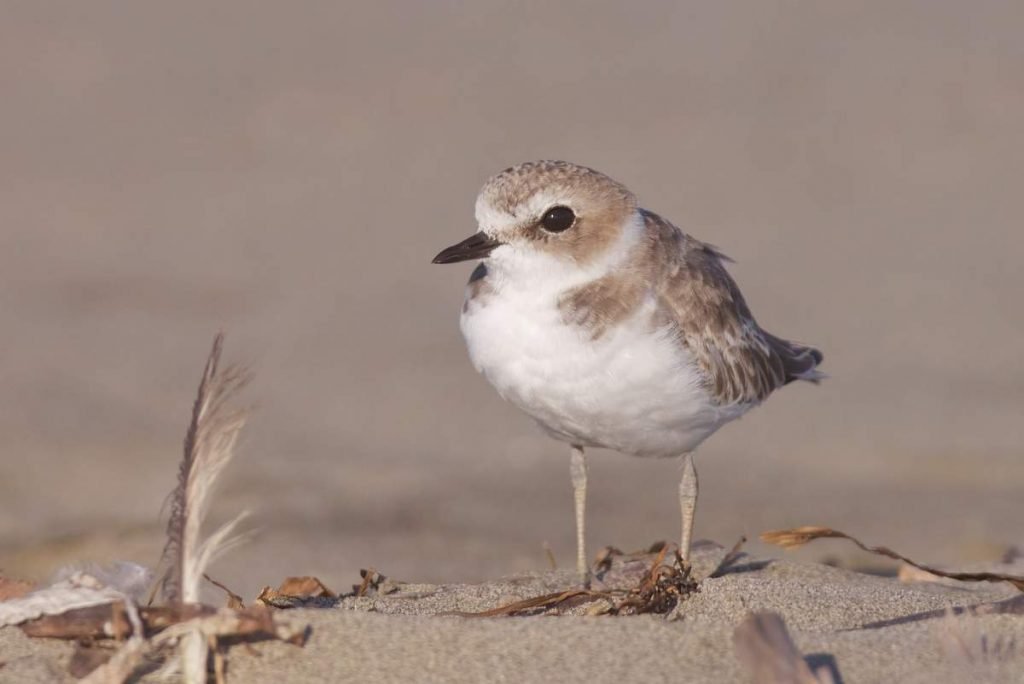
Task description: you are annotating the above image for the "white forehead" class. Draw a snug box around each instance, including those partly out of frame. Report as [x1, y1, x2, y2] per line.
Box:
[474, 187, 570, 233]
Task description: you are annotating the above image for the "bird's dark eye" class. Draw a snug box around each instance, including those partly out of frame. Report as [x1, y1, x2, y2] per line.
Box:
[540, 206, 576, 233]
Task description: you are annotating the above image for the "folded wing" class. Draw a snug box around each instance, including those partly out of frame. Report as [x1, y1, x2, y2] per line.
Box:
[645, 210, 823, 405]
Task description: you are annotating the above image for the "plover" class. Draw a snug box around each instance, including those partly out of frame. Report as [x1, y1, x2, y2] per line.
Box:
[433, 160, 823, 582]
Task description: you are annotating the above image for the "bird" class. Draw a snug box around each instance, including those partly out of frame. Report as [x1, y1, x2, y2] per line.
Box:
[433, 160, 823, 583]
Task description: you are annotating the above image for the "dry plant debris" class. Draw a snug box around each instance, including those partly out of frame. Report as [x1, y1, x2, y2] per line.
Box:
[343, 568, 404, 598]
[152, 606, 308, 647]
[733, 612, 838, 684]
[256, 576, 338, 609]
[0, 334, 308, 683]
[454, 544, 700, 617]
[762, 526, 1024, 592]
[354, 568, 385, 597]
[278, 576, 337, 598]
[204, 574, 246, 610]
[16, 602, 253, 641]
[708, 536, 749, 579]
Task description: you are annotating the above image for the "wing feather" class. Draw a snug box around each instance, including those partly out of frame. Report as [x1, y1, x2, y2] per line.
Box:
[644, 210, 822, 405]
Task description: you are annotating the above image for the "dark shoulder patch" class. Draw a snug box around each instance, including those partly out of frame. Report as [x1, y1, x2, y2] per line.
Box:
[468, 262, 488, 284]
[463, 262, 493, 313]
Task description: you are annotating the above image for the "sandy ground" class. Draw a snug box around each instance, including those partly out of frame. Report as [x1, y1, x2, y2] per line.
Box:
[2, 545, 1023, 683]
[1, 2, 1023, 679]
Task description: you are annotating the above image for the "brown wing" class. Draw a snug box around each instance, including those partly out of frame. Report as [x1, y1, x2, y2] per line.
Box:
[645, 210, 823, 405]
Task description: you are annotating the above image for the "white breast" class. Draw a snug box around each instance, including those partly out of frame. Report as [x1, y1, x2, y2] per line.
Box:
[459, 248, 749, 457]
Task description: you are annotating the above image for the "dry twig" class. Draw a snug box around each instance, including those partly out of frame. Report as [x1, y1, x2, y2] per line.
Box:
[708, 536, 749, 579]
[762, 526, 1024, 592]
[204, 574, 246, 610]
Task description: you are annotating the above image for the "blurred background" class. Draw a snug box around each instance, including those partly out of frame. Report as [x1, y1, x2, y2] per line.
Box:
[2, 1, 1022, 597]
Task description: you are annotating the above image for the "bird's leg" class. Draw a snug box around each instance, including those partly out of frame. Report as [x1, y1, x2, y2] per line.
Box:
[679, 452, 698, 562]
[570, 445, 589, 584]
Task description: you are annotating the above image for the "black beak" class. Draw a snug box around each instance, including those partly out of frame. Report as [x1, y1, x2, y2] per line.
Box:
[432, 232, 503, 264]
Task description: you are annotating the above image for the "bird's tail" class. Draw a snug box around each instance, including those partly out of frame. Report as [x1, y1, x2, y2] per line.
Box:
[765, 332, 825, 384]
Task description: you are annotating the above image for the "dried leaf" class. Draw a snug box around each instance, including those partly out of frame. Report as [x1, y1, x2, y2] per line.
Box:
[276, 577, 336, 599]
[255, 586, 278, 605]
[762, 526, 1024, 592]
[733, 612, 834, 684]
[254, 587, 310, 609]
